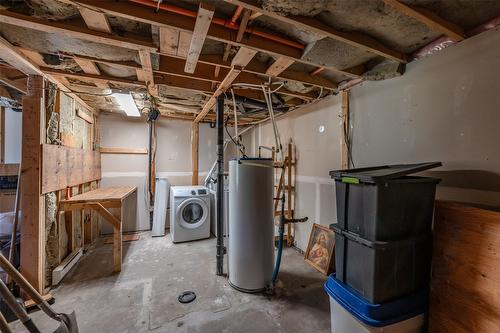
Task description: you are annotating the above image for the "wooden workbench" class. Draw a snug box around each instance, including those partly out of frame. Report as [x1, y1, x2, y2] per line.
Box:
[59, 186, 137, 272]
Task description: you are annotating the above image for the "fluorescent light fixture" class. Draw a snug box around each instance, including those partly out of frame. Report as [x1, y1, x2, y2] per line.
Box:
[113, 93, 140, 117]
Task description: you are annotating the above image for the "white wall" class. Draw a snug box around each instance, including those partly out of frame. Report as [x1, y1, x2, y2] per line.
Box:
[350, 26, 500, 207]
[244, 96, 342, 251]
[4, 108, 22, 163]
[99, 113, 218, 232]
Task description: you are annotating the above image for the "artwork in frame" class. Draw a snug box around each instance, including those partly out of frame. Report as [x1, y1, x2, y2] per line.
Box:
[304, 223, 335, 275]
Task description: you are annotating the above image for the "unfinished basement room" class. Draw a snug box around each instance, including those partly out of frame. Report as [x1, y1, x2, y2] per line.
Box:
[0, 0, 499, 332]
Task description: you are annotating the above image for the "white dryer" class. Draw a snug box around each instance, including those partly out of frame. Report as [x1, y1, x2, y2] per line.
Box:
[170, 186, 210, 243]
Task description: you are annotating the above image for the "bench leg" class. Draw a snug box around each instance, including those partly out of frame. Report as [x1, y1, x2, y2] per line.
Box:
[113, 205, 122, 272]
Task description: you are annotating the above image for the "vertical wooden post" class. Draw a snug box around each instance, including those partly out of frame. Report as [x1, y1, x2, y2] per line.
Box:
[20, 75, 45, 293]
[341, 90, 350, 169]
[113, 202, 123, 272]
[287, 143, 293, 247]
[0, 106, 4, 164]
[191, 122, 199, 185]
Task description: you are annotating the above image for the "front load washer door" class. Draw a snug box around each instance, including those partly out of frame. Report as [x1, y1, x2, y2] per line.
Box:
[176, 198, 208, 230]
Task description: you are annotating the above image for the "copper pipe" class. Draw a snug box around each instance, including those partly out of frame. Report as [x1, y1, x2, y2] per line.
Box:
[230, 5, 244, 24]
[131, 0, 304, 50]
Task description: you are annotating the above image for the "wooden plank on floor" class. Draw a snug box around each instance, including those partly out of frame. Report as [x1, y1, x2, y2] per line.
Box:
[104, 233, 140, 244]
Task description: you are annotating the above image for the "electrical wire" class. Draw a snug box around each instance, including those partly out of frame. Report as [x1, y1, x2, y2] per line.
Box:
[225, 115, 247, 157]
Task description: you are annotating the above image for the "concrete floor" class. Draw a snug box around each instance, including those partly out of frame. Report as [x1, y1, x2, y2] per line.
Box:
[10, 232, 331, 333]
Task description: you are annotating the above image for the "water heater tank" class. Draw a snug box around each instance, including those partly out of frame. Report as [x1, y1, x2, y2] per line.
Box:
[228, 158, 274, 292]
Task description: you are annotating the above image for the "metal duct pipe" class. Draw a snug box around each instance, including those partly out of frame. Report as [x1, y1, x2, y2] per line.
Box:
[216, 95, 225, 276]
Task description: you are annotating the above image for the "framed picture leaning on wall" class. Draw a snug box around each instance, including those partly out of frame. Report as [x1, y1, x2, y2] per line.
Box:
[304, 223, 335, 275]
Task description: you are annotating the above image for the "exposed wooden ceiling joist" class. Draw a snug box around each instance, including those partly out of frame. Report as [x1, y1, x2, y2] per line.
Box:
[0, 10, 156, 51]
[224, 0, 408, 63]
[2, 10, 335, 91]
[41, 67, 145, 87]
[0, 73, 26, 95]
[382, 0, 465, 41]
[194, 47, 256, 123]
[266, 57, 295, 77]
[185, 3, 215, 73]
[0, 35, 43, 76]
[67, 0, 361, 77]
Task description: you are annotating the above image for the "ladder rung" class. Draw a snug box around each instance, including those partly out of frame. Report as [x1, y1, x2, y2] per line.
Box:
[274, 209, 294, 217]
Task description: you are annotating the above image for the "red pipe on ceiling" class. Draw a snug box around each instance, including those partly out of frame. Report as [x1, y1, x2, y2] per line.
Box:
[130, 0, 305, 50]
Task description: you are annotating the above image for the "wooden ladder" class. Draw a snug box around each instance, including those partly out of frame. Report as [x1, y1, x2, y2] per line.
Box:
[273, 142, 295, 247]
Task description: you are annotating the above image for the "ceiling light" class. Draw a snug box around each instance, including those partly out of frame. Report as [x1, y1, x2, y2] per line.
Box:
[113, 93, 140, 117]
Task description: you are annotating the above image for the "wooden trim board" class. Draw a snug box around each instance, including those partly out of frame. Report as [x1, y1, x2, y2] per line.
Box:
[100, 147, 148, 155]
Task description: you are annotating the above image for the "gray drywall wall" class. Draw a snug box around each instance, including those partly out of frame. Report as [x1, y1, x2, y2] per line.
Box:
[4, 108, 22, 164]
[350, 27, 500, 207]
[244, 96, 342, 251]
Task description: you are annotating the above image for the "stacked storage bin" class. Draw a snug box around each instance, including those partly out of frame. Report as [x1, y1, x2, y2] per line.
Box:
[325, 162, 441, 333]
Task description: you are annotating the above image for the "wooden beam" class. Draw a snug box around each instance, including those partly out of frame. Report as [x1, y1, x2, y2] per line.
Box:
[79, 7, 112, 33]
[236, 9, 251, 42]
[266, 57, 295, 77]
[100, 147, 148, 155]
[137, 50, 156, 95]
[3, 43, 97, 114]
[177, 31, 193, 58]
[231, 47, 258, 67]
[195, 47, 256, 123]
[0, 74, 26, 94]
[341, 90, 350, 169]
[76, 108, 94, 123]
[191, 122, 199, 185]
[69, 1, 361, 77]
[0, 36, 44, 75]
[0, 107, 4, 164]
[159, 27, 180, 55]
[383, 0, 465, 41]
[185, 3, 215, 73]
[41, 67, 145, 87]
[0, 10, 156, 52]
[21, 75, 45, 293]
[74, 57, 101, 75]
[224, 0, 408, 63]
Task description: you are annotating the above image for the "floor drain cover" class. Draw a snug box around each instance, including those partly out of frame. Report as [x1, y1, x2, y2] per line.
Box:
[178, 291, 196, 304]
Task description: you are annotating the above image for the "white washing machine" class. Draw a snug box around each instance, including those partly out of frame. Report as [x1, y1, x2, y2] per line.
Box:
[170, 186, 211, 243]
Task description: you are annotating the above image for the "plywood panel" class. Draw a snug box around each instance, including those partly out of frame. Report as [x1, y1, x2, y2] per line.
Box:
[41, 144, 101, 194]
[429, 201, 500, 333]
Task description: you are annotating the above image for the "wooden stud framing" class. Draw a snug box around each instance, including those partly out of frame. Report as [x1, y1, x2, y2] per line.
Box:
[383, 0, 465, 41]
[341, 90, 350, 169]
[21, 75, 45, 293]
[185, 3, 215, 73]
[0, 107, 4, 164]
[191, 122, 199, 185]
